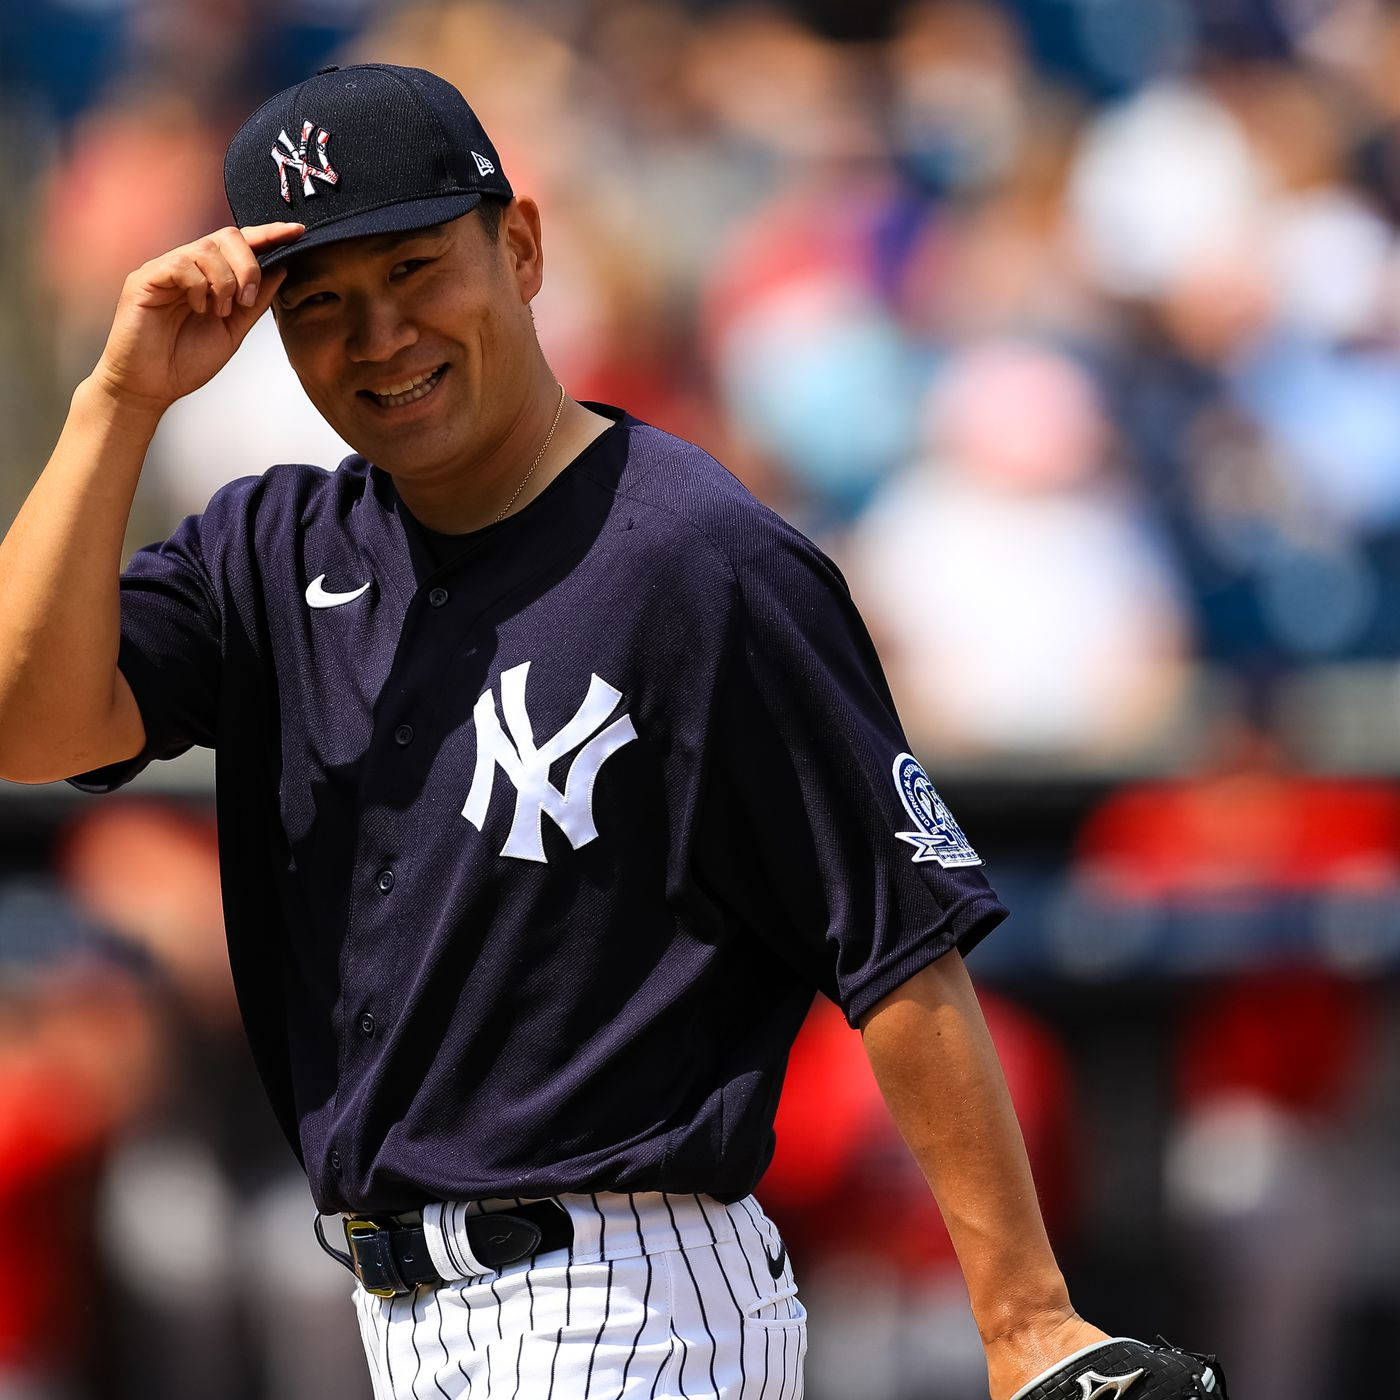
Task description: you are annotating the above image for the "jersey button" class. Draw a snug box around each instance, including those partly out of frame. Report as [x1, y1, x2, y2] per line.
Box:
[394, 723, 414, 746]
[359, 1012, 376, 1037]
[376, 868, 395, 893]
[428, 586, 449, 607]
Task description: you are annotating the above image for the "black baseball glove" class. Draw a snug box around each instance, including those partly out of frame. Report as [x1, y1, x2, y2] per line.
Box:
[1010, 1336, 1227, 1400]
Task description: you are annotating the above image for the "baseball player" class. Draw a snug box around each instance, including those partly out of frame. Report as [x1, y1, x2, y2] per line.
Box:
[0, 65, 1225, 1400]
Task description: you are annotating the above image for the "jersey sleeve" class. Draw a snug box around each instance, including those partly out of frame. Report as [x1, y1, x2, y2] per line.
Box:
[65, 510, 222, 794]
[705, 522, 1008, 1026]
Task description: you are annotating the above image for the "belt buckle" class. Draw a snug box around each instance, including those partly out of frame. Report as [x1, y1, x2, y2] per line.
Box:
[344, 1217, 407, 1298]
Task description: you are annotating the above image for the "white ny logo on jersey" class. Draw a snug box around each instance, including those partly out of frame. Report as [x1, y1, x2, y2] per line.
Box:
[462, 662, 637, 862]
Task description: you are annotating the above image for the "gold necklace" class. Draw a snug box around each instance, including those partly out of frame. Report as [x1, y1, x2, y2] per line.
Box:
[494, 382, 567, 523]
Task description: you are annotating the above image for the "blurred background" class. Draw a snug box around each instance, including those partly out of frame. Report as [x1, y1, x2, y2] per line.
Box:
[4, 0, 1400, 1396]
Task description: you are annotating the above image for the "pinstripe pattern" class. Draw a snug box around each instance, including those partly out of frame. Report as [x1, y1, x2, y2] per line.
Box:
[408, 1289, 426, 1399]
[457, 1273, 475, 1395]
[424, 1290, 450, 1400]
[386, 1293, 400, 1397]
[350, 1191, 804, 1399]
[620, 1194, 654, 1396]
[724, 1198, 770, 1400]
[695, 1200, 749, 1397]
[663, 1193, 715, 1397]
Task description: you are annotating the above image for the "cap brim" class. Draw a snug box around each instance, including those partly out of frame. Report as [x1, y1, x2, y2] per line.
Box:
[256, 191, 484, 269]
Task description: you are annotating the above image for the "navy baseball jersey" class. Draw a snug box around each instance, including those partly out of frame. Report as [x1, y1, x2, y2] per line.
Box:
[67, 402, 1007, 1214]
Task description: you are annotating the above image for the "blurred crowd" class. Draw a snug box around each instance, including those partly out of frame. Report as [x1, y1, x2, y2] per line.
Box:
[12, 0, 1400, 766]
[7, 1, 1400, 1398]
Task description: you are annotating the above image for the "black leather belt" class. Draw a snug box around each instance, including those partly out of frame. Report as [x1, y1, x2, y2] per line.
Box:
[314, 1199, 575, 1297]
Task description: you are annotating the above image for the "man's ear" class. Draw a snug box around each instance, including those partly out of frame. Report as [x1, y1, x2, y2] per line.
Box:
[502, 196, 544, 304]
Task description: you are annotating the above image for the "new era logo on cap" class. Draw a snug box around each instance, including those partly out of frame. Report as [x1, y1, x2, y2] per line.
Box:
[225, 63, 513, 269]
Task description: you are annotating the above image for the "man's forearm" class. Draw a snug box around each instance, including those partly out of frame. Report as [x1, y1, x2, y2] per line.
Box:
[858, 950, 1079, 1350]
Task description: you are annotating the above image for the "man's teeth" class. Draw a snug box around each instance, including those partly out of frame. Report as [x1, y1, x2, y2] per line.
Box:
[371, 367, 444, 406]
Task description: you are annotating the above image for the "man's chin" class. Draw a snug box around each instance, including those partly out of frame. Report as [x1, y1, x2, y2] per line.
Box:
[336, 413, 463, 473]
[352, 437, 474, 488]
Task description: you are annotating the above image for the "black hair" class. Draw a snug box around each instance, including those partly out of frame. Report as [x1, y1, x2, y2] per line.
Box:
[475, 193, 510, 242]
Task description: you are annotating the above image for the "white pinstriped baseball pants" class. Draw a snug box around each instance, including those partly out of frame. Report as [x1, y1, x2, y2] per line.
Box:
[350, 1191, 807, 1399]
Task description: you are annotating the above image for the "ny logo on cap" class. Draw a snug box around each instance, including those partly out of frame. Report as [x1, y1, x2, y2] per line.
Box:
[271, 120, 340, 203]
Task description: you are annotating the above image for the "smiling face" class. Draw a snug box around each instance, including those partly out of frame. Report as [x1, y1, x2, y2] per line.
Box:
[271, 199, 544, 484]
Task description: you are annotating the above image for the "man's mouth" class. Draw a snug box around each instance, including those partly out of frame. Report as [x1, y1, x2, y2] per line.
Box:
[359, 364, 448, 409]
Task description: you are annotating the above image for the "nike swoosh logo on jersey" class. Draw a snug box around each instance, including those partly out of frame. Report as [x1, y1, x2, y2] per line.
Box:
[763, 1240, 786, 1280]
[305, 574, 372, 608]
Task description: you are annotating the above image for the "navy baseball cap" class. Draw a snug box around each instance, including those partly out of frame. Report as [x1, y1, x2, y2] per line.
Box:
[224, 63, 513, 270]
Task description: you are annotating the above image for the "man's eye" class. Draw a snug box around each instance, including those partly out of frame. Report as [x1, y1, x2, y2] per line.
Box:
[391, 258, 432, 279]
[288, 290, 335, 311]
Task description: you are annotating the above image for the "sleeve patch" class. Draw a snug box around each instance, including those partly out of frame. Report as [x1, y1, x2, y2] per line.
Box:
[892, 752, 982, 868]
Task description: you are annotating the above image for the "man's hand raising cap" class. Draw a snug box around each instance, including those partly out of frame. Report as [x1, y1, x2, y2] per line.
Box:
[92, 222, 305, 419]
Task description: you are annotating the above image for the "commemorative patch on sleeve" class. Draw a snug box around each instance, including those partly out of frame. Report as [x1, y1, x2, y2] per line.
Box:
[892, 752, 983, 868]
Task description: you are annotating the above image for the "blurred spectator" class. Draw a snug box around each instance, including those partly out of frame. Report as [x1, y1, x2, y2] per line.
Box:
[842, 338, 1190, 758]
[1068, 82, 1268, 304]
[1067, 715, 1395, 1400]
[888, 1, 1030, 203]
[1167, 973, 1372, 1400]
[1075, 715, 1400, 902]
[0, 880, 157, 1400]
[1054, 710, 1400, 976]
[697, 9, 913, 526]
[34, 81, 228, 385]
[705, 181, 921, 526]
[1079, 68, 1400, 666]
[55, 803, 369, 1400]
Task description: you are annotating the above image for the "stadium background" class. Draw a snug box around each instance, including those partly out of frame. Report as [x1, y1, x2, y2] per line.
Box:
[4, 1, 1400, 1396]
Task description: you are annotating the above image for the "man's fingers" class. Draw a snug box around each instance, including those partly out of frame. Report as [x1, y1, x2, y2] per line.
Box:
[226, 266, 288, 345]
[151, 252, 211, 313]
[229, 223, 305, 309]
[195, 225, 294, 313]
[239, 221, 306, 251]
[131, 224, 303, 316]
[245, 266, 287, 321]
[191, 246, 242, 319]
[207, 226, 263, 309]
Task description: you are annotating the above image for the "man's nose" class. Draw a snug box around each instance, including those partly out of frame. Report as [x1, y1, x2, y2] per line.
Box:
[345, 296, 418, 363]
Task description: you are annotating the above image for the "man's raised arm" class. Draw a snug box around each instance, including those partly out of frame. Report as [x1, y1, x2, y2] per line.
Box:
[0, 222, 301, 783]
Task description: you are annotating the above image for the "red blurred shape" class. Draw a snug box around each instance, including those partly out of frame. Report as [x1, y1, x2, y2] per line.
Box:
[760, 989, 1076, 1277]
